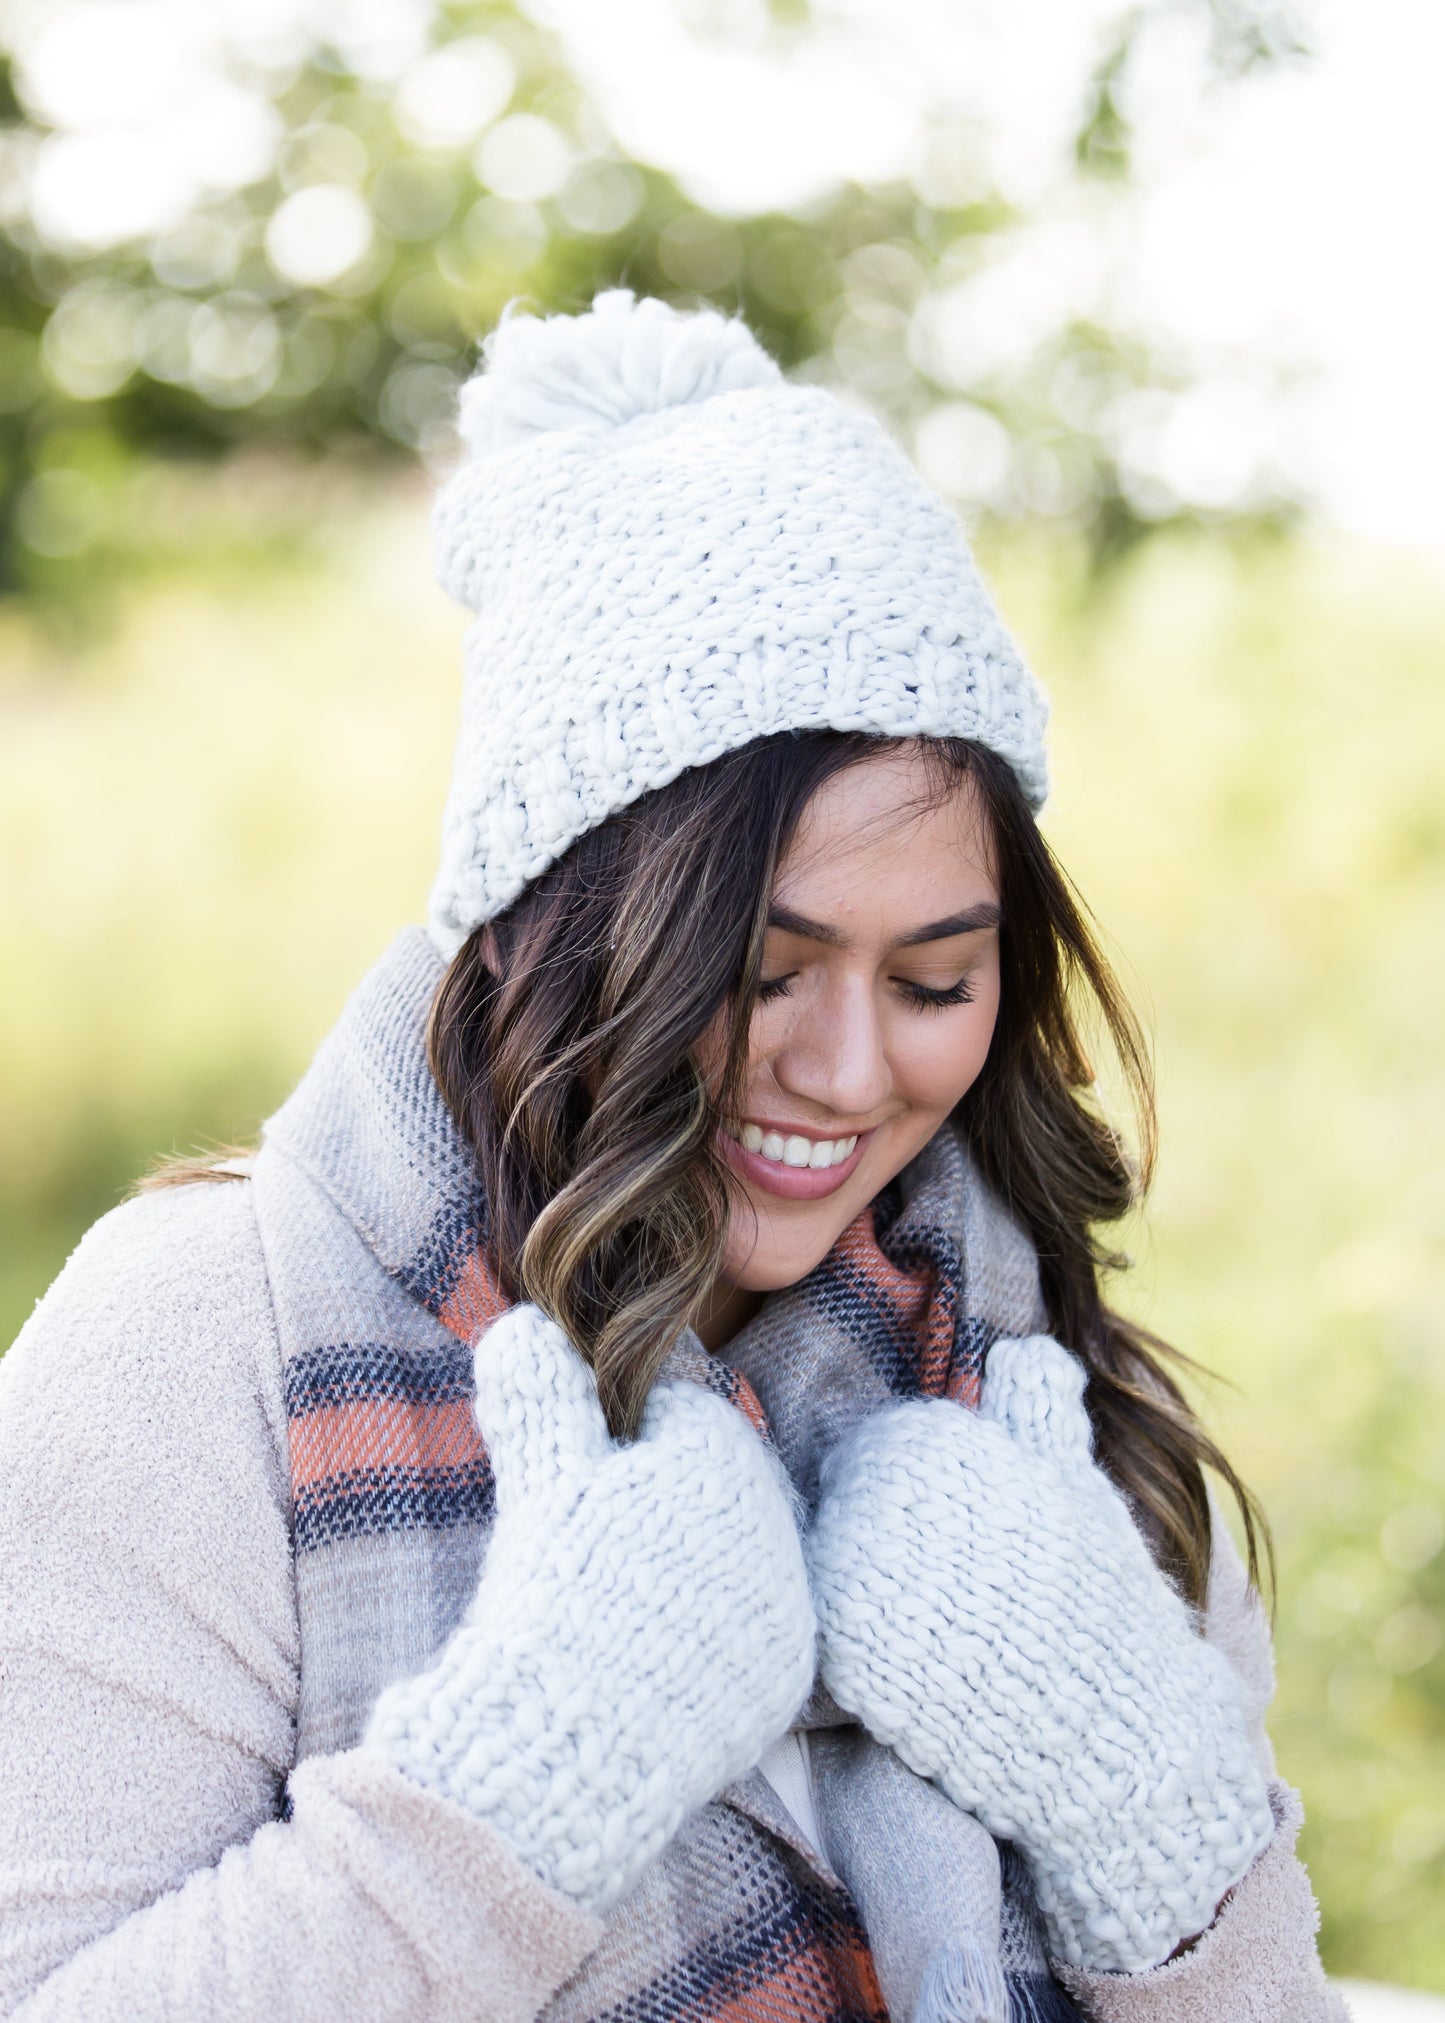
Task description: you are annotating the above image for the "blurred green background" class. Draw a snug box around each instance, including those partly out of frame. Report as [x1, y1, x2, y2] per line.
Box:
[2, 0, 1442, 1988]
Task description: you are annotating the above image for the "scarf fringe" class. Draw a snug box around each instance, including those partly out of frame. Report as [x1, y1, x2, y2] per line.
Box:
[916, 1943, 1011, 2023]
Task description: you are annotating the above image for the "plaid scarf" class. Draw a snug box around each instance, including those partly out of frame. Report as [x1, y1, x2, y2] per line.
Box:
[252, 928, 1084, 2023]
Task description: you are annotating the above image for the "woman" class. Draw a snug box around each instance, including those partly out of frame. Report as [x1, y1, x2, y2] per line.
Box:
[0, 291, 1339, 2021]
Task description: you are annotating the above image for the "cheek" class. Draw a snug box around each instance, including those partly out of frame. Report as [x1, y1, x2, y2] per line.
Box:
[893, 980, 1000, 1118]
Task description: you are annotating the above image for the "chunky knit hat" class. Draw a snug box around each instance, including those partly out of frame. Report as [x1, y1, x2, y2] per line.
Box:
[427, 289, 1049, 957]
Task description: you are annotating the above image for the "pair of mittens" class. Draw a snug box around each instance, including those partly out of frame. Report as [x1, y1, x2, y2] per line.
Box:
[808, 1336, 1275, 1973]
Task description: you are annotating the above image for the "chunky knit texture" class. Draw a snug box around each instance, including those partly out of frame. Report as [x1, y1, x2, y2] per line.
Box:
[366, 1303, 816, 1912]
[427, 290, 1049, 954]
[809, 1335, 1277, 1975]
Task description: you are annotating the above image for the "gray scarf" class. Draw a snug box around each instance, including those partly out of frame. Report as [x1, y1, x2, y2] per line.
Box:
[252, 928, 1083, 2023]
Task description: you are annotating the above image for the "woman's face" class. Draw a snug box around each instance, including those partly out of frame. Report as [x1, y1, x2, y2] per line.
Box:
[712, 746, 1002, 1301]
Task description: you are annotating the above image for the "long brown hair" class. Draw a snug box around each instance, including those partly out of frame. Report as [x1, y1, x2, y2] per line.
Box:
[427, 730, 1268, 1609]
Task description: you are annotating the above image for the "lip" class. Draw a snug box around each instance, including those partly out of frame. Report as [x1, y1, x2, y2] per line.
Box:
[718, 1123, 871, 1202]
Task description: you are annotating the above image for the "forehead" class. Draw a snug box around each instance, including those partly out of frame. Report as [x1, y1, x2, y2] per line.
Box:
[774, 748, 997, 906]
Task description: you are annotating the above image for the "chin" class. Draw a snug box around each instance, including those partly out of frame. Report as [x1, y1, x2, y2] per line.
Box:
[721, 1207, 852, 1294]
[726, 1252, 828, 1294]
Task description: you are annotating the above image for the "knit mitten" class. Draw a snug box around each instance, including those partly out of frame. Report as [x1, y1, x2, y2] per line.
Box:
[367, 1304, 816, 1912]
[808, 1335, 1275, 1973]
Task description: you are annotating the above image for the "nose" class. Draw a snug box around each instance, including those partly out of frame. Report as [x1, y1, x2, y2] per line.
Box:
[770, 973, 892, 1121]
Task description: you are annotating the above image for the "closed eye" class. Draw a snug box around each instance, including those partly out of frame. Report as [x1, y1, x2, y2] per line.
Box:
[894, 976, 976, 1011]
[760, 975, 975, 1011]
[757, 973, 976, 1009]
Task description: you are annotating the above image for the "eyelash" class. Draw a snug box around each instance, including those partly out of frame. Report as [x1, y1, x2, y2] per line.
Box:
[896, 977, 977, 1012]
[756, 975, 976, 1012]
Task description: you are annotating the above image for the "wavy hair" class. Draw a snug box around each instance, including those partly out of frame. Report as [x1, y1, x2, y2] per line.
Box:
[425, 730, 1268, 1609]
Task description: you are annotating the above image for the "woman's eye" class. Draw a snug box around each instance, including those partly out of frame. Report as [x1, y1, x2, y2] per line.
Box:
[757, 973, 795, 1003]
[894, 976, 976, 1011]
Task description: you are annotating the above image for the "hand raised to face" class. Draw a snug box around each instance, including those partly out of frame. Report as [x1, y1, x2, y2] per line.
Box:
[368, 1303, 817, 1911]
[807, 1334, 1274, 1973]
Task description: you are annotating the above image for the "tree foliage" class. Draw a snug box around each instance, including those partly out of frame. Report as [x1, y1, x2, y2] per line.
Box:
[0, 0, 1309, 610]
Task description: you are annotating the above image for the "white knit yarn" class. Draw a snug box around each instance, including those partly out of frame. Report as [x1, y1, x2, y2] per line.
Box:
[366, 1303, 816, 1912]
[427, 290, 1050, 955]
[808, 1336, 1276, 1975]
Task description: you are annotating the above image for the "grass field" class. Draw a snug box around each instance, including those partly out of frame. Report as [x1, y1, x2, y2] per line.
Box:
[2, 483, 1442, 1983]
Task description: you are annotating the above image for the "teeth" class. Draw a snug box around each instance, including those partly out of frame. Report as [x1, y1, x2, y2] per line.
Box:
[731, 1127, 860, 1170]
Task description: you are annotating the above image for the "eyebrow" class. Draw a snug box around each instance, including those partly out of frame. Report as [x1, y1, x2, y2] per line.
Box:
[766, 902, 1002, 951]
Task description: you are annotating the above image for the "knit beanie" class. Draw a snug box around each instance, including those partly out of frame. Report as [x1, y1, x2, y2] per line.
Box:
[427, 289, 1048, 958]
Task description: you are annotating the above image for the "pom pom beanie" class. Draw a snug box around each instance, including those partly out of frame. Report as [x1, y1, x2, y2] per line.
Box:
[427, 288, 1049, 958]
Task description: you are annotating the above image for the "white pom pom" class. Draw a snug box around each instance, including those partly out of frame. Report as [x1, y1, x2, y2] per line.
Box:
[455, 289, 782, 458]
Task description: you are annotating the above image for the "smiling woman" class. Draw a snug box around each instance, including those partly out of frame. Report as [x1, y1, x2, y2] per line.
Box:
[0, 291, 1341, 2021]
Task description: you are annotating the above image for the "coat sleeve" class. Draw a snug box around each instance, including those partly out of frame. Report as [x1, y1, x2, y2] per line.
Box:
[1053, 1502, 1348, 2023]
[0, 1183, 602, 2023]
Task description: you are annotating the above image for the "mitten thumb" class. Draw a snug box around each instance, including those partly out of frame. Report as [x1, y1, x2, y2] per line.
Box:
[472, 1304, 612, 1516]
[979, 1335, 1094, 1473]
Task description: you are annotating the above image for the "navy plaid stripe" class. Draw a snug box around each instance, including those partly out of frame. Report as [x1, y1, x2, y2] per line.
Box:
[591, 1861, 883, 2023]
[799, 1251, 935, 1395]
[284, 1341, 474, 1417]
[392, 1196, 487, 1317]
[293, 1462, 494, 1551]
[802, 1219, 994, 1396]
[952, 1311, 999, 1388]
[875, 1222, 962, 1333]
